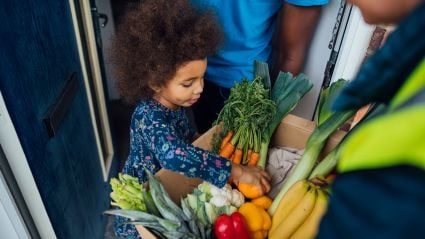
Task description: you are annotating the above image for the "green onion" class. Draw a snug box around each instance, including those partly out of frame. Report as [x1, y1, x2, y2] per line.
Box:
[257, 72, 313, 169]
[315, 78, 349, 125]
[268, 110, 355, 215]
[308, 147, 340, 179]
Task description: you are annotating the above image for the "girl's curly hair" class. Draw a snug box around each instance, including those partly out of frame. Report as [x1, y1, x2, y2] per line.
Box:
[110, 0, 223, 104]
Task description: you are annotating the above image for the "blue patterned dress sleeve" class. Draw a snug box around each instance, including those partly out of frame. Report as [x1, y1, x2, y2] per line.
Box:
[136, 100, 231, 187]
[147, 116, 231, 187]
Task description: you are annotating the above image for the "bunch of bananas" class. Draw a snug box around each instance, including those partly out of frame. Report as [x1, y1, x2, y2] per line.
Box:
[268, 177, 329, 239]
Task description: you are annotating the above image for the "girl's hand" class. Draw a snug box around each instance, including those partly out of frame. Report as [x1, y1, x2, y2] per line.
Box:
[230, 163, 271, 195]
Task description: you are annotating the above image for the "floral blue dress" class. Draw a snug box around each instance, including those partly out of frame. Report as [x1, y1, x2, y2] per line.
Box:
[115, 98, 231, 238]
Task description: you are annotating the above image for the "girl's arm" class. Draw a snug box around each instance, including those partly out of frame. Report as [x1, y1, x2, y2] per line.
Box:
[152, 130, 271, 192]
[149, 124, 232, 187]
[138, 109, 270, 190]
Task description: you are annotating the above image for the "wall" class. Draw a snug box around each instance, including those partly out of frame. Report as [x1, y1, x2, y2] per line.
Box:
[293, 1, 373, 120]
[293, 0, 347, 119]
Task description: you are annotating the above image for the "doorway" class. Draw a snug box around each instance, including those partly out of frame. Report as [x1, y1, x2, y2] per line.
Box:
[75, 0, 136, 171]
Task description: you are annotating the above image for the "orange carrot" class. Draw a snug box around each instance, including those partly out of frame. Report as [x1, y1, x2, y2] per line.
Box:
[245, 149, 253, 165]
[233, 148, 243, 164]
[219, 142, 235, 158]
[247, 151, 260, 166]
[230, 152, 236, 162]
[220, 131, 234, 149]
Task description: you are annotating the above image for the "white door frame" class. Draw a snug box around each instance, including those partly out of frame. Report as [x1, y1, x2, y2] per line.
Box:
[293, 2, 374, 119]
[0, 169, 30, 239]
[0, 91, 56, 238]
[331, 5, 375, 83]
[71, 0, 115, 181]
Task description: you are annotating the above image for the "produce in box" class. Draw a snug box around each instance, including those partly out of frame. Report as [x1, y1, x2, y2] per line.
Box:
[269, 177, 329, 239]
[105, 63, 353, 239]
[268, 79, 355, 216]
[214, 212, 250, 239]
[106, 170, 214, 239]
[213, 61, 313, 170]
[106, 171, 252, 239]
[266, 79, 356, 239]
[109, 173, 146, 211]
[238, 202, 272, 239]
[184, 181, 244, 225]
[212, 61, 313, 199]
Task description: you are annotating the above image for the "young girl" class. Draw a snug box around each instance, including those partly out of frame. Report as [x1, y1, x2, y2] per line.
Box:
[110, 0, 271, 237]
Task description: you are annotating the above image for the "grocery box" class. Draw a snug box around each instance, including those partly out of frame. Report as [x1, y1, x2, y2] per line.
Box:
[136, 114, 347, 237]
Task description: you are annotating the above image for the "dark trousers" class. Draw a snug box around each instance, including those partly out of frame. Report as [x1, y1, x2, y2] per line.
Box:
[192, 80, 230, 133]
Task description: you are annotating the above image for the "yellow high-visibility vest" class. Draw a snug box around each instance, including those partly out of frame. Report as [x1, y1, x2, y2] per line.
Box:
[338, 58, 425, 173]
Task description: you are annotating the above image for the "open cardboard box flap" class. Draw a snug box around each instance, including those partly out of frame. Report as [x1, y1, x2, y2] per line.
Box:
[136, 114, 346, 237]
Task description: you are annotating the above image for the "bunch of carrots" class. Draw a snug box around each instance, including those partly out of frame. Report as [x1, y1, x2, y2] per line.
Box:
[213, 76, 276, 167]
[211, 61, 313, 200]
[212, 61, 314, 170]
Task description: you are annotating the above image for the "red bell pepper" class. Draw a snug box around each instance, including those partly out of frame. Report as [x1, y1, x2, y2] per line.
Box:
[214, 212, 249, 239]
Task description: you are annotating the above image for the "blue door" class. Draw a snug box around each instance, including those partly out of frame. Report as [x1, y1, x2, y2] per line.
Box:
[0, 0, 117, 238]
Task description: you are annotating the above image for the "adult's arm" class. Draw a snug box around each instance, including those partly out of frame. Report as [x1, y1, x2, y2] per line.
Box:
[272, 3, 322, 78]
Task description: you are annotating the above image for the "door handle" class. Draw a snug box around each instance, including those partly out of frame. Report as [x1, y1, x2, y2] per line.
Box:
[98, 13, 108, 28]
[91, 7, 109, 48]
[43, 73, 79, 138]
[91, 7, 108, 28]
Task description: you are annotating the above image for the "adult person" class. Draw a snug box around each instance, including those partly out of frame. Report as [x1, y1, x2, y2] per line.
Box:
[191, 0, 328, 133]
[317, 0, 425, 238]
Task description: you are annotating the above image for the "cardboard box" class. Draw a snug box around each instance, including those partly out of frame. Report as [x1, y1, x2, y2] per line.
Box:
[136, 114, 346, 237]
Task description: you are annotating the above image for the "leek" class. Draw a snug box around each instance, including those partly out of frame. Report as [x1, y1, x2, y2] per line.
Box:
[257, 72, 313, 169]
[268, 110, 355, 215]
[308, 147, 340, 179]
[308, 103, 386, 179]
[315, 78, 348, 125]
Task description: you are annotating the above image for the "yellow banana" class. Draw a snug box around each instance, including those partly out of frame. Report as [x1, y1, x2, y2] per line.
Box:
[269, 186, 317, 239]
[309, 176, 328, 189]
[269, 180, 309, 234]
[290, 189, 329, 239]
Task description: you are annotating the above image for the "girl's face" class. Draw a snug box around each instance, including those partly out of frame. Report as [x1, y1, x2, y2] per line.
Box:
[154, 58, 206, 109]
[348, 0, 421, 24]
